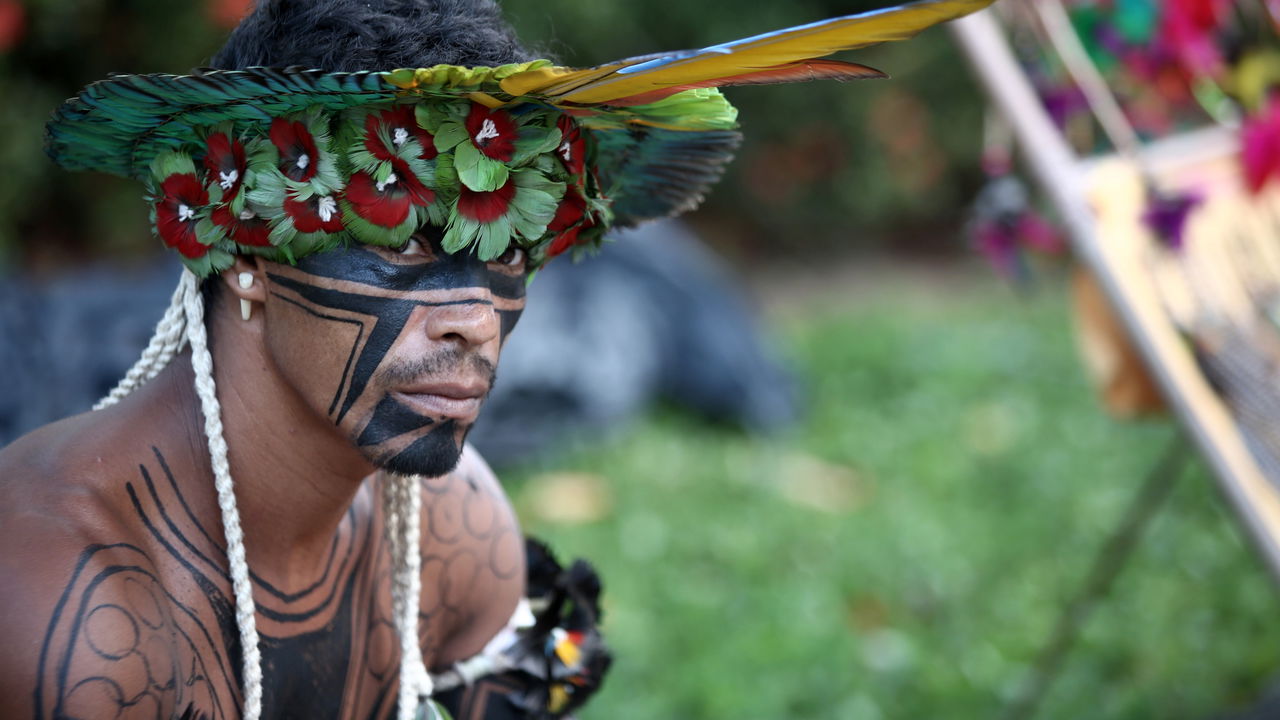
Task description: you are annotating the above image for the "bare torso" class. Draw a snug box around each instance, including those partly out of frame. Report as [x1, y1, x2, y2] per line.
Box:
[0, 363, 524, 720]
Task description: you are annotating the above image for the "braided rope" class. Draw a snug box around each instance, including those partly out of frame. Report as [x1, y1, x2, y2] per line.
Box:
[93, 272, 191, 410]
[384, 472, 432, 720]
[182, 270, 264, 720]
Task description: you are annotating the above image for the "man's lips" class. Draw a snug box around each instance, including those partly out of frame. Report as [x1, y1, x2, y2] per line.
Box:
[392, 381, 488, 421]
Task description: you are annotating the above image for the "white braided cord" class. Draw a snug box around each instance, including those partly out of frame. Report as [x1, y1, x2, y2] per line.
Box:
[93, 272, 191, 410]
[182, 270, 264, 720]
[385, 472, 432, 720]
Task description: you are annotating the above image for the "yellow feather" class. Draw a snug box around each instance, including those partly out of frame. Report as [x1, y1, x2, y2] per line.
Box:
[499, 0, 996, 105]
[499, 65, 592, 96]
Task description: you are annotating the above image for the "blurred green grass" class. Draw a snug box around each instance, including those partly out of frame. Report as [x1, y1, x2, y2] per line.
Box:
[504, 271, 1280, 720]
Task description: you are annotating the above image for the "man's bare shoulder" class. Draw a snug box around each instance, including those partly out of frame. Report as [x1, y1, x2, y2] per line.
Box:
[0, 408, 232, 719]
[418, 444, 525, 668]
[1, 411, 149, 581]
[0, 404, 190, 553]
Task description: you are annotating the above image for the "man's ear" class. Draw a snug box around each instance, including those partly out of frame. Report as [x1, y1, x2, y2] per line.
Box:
[221, 257, 268, 318]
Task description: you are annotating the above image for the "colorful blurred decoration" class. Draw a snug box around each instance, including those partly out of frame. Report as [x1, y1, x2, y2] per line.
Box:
[1028, 0, 1280, 186]
[966, 113, 1066, 281]
[1140, 186, 1203, 249]
[1029, 0, 1214, 144]
[967, 170, 1064, 281]
[1242, 93, 1280, 192]
[431, 539, 612, 719]
[970, 0, 1280, 276]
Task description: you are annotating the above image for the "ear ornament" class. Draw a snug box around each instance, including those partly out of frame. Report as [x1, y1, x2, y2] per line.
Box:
[238, 272, 254, 321]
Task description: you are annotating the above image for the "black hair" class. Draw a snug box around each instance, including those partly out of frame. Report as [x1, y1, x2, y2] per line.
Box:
[209, 0, 535, 71]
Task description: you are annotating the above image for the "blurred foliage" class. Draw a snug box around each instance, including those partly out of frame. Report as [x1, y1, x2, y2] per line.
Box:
[508, 275, 1280, 719]
[0, 0, 236, 272]
[1, 0, 987, 272]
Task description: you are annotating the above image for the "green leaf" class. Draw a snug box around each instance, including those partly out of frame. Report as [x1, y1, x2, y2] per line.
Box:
[433, 121, 469, 153]
[476, 214, 513, 260]
[417, 199, 449, 228]
[511, 125, 563, 166]
[246, 167, 288, 209]
[434, 152, 458, 188]
[150, 150, 196, 180]
[455, 142, 509, 192]
[415, 103, 451, 134]
[267, 215, 296, 247]
[194, 216, 226, 248]
[386, 68, 417, 87]
[442, 210, 480, 254]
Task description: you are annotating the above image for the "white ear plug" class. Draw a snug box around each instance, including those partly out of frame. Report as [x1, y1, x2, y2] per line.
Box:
[238, 272, 254, 321]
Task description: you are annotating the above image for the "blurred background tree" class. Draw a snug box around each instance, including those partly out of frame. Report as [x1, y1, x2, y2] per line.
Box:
[1, 0, 987, 274]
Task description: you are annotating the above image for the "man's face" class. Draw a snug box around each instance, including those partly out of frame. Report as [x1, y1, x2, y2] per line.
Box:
[260, 229, 527, 477]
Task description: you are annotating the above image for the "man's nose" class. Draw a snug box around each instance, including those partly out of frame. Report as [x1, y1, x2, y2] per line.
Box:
[423, 297, 500, 347]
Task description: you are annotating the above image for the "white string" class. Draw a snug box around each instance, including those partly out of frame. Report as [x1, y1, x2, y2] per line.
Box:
[182, 269, 264, 720]
[93, 272, 191, 410]
[385, 472, 432, 720]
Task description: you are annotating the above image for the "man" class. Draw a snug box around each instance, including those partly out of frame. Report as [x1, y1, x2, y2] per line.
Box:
[0, 0, 994, 717]
[2, 2, 576, 718]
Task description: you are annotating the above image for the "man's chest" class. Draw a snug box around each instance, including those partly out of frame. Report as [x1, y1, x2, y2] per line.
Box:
[197, 510, 405, 719]
[40, 495, 405, 720]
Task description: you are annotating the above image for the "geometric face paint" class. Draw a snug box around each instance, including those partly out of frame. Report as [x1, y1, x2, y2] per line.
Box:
[263, 228, 527, 477]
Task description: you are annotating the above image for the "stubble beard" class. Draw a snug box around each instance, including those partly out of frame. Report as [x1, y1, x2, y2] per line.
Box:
[354, 349, 496, 478]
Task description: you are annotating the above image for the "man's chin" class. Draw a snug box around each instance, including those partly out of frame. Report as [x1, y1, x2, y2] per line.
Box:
[369, 419, 467, 478]
[378, 446, 462, 478]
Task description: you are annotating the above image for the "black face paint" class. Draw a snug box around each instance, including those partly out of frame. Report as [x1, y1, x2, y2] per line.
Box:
[266, 235, 525, 476]
[378, 419, 462, 478]
[357, 396, 434, 448]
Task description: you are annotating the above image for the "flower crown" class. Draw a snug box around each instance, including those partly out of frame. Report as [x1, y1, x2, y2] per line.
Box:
[47, 0, 999, 277]
[151, 98, 610, 276]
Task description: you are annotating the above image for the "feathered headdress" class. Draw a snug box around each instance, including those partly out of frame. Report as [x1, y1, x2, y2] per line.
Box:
[46, 0, 996, 275]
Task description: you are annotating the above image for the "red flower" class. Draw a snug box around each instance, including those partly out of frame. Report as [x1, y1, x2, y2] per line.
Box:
[212, 205, 271, 247]
[556, 116, 586, 177]
[548, 188, 586, 233]
[346, 171, 415, 227]
[464, 103, 517, 161]
[547, 219, 595, 258]
[456, 177, 517, 223]
[1243, 95, 1280, 194]
[366, 107, 437, 161]
[270, 118, 320, 182]
[203, 132, 247, 197]
[391, 158, 436, 207]
[155, 174, 210, 258]
[546, 189, 594, 258]
[285, 193, 345, 234]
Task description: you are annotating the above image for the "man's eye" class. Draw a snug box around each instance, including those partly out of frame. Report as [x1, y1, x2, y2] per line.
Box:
[399, 237, 427, 256]
[494, 246, 526, 268]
